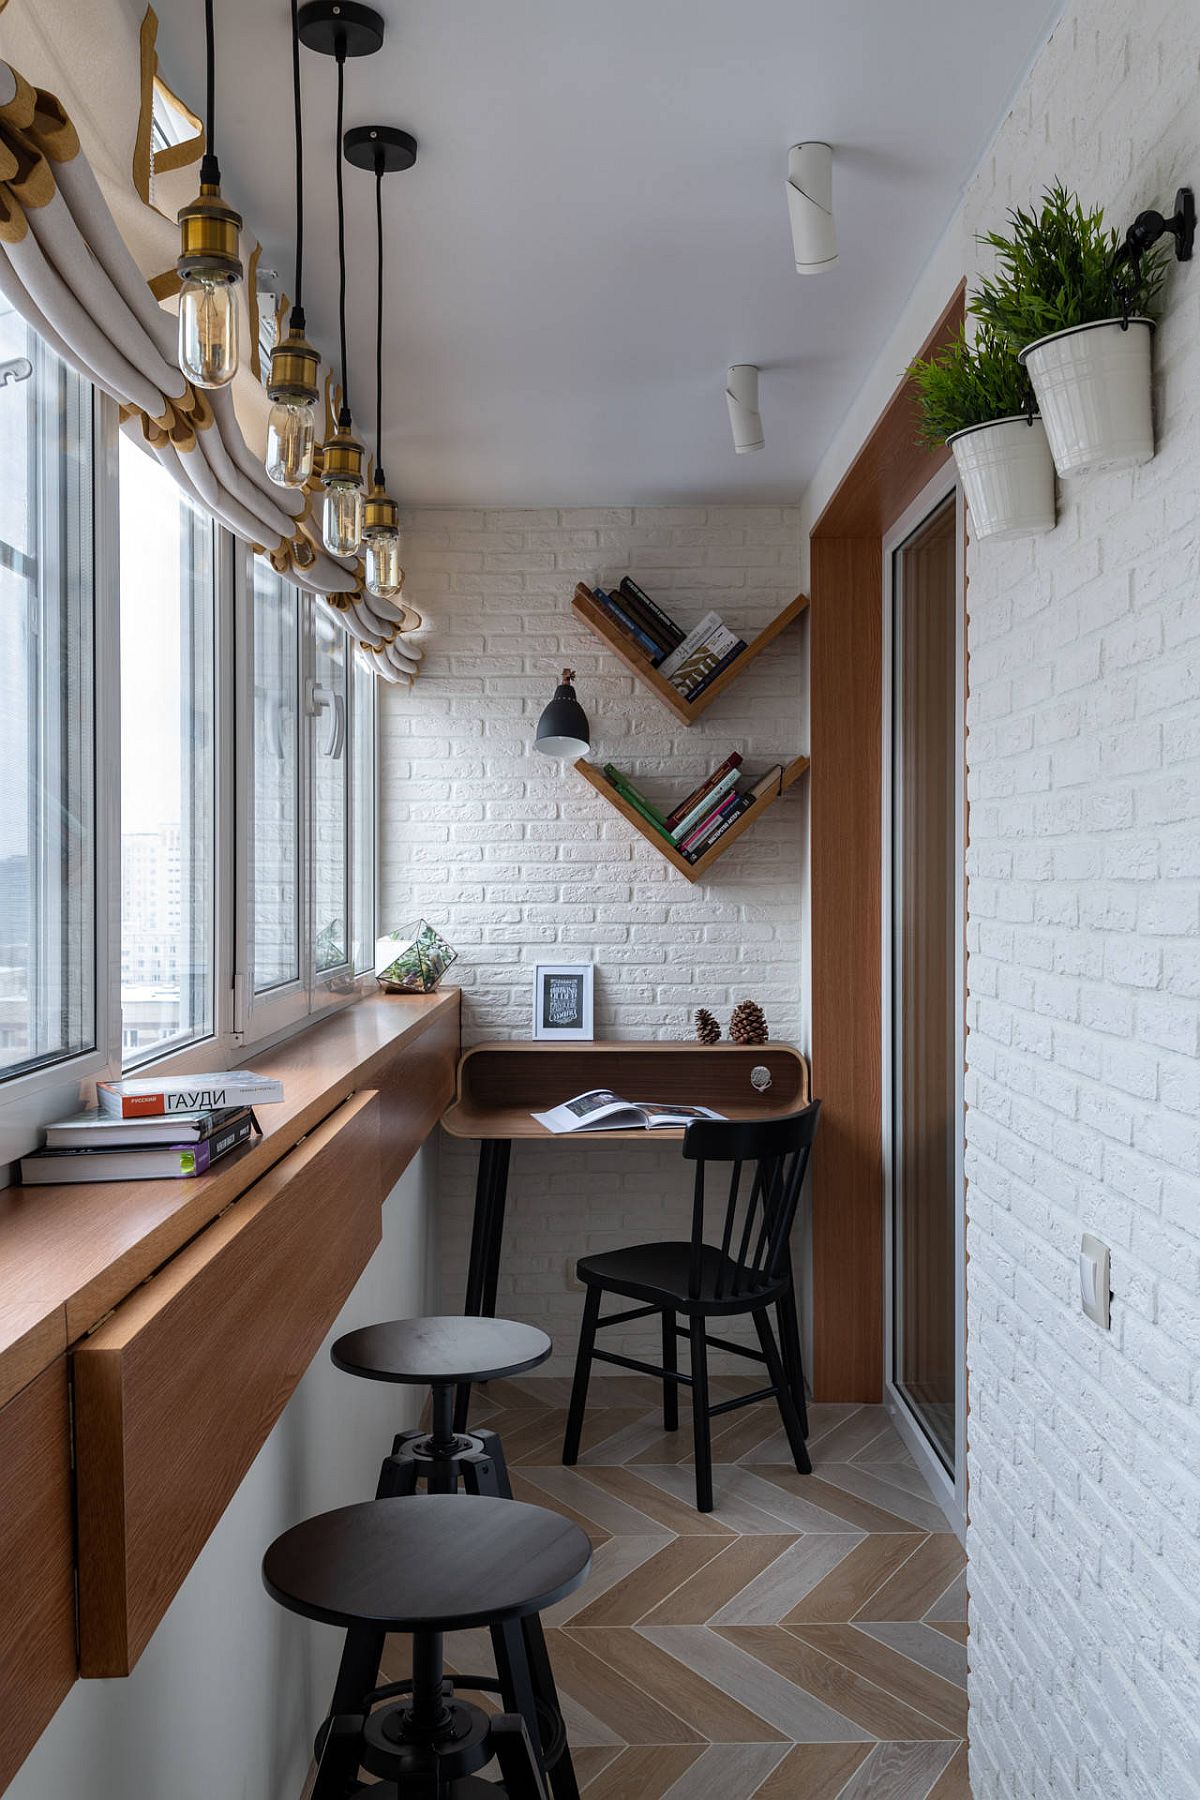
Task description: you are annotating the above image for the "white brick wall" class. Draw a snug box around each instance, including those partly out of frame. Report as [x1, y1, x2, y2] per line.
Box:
[960, 3, 1200, 1792]
[381, 506, 806, 1368]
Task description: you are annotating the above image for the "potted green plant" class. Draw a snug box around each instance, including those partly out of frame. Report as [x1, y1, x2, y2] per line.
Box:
[909, 325, 1055, 539]
[970, 182, 1170, 477]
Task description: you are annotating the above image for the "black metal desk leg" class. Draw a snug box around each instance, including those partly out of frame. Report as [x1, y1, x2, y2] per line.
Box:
[454, 1137, 511, 1431]
[481, 1138, 512, 1318]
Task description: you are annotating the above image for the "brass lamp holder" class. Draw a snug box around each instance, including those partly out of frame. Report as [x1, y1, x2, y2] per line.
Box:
[363, 477, 400, 538]
[267, 326, 321, 406]
[322, 411, 366, 485]
[177, 180, 243, 282]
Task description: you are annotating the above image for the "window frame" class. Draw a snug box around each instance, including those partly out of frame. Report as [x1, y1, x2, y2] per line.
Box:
[0, 382, 120, 1172]
[0, 382, 379, 1179]
[116, 433, 229, 1071]
[232, 549, 375, 1051]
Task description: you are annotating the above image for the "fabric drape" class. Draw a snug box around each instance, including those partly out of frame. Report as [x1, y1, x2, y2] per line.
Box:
[0, 1, 421, 682]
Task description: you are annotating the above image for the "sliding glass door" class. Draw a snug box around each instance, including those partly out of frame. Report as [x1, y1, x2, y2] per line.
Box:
[884, 478, 966, 1519]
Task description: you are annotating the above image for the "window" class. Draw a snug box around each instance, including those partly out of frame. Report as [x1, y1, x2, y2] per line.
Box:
[0, 316, 377, 1167]
[0, 302, 96, 1082]
[312, 608, 350, 973]
[351, 652, 376, 974]
[250, 559, 301, 994]
[118, 436, 216, 1064]
[240, 558, 375, 1038]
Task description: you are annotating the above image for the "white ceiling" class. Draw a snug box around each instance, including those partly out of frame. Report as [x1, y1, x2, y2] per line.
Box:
[152, 0, 1059, 506]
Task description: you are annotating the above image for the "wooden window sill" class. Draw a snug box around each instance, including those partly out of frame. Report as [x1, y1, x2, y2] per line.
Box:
[0, 989, 461, 1409]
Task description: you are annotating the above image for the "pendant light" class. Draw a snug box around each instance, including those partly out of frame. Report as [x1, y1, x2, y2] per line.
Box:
[299, 2, 387, 557]
[345, 125, 417, 599]
[177, 0, 243, 388]
[265, 0, 320, 486]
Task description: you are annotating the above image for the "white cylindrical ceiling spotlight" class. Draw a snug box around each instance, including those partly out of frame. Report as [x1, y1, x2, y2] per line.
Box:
[725, 364, 764, 455]
[787, 141, 837, 273]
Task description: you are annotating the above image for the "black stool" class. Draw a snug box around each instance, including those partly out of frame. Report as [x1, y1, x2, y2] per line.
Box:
[331, 1315, 552, 1499]
[264, 1493, 590, 1799]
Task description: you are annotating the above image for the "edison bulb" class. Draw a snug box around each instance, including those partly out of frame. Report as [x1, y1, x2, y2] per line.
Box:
[364, 528, 403, 598]
[322, 481, 363, 557]
[177, 272, 240, 388]
[265, 398, 317, 487]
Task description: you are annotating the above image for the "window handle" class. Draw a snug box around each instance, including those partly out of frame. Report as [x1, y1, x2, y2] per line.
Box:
[305, 679, 345, 759]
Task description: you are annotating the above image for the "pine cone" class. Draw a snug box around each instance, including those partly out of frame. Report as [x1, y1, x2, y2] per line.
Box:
[729, 1000, 768, 1045]
[695, 1007, 721, 1045]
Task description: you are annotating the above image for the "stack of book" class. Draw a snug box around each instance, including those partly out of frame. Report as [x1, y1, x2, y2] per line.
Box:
[587, 578, 747, 703]
[19, 1071, 283, 1185]
[603, 757, 784, 865]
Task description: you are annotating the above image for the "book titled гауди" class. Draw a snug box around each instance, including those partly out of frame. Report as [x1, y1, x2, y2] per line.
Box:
[96, 1071, 284, 1118]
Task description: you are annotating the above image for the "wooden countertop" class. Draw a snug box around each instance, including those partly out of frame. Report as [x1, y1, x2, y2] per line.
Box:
[0, 990, 460, 1408]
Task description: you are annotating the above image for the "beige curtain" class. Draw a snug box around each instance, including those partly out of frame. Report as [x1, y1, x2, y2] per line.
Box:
[0, 0, 421, 682]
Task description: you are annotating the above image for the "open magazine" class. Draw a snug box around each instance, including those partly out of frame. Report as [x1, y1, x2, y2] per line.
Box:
[532, 1088, 725, 1134]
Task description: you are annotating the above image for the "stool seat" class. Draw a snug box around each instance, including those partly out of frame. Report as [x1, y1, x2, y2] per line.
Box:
[331, 1314, 552, 1386]
[263, 1493, 591, 1633]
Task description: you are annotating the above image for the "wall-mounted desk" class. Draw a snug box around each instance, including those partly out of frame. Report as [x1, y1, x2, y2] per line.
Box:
[441, 1040, 811, 1425]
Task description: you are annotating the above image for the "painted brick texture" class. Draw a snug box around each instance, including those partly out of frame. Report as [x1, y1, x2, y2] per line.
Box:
[380, 506, 806, 1370]
[961, 3, 1200, 1793]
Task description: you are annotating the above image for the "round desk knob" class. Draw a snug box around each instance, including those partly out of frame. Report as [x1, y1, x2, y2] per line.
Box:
[750, 1065, 772, 1092]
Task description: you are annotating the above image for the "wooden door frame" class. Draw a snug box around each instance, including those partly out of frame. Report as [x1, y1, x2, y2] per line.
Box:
[808, 282, 965, 1402]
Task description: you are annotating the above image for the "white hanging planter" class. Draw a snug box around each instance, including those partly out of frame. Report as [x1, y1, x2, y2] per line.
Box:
[1018, 317, 1155, 477]
[947, 414, 1056, 540]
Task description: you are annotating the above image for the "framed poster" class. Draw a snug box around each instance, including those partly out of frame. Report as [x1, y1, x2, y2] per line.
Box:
[532, 964, 594, 1041]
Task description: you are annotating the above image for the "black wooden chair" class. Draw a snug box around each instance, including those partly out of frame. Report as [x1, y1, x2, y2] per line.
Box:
[561, 1102, 820, 1513]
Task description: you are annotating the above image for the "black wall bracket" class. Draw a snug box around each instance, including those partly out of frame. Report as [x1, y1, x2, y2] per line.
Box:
[1122, 185, 1194, 265]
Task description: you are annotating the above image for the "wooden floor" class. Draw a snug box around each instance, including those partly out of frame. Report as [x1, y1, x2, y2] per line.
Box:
[384, 1374, 969, 1800]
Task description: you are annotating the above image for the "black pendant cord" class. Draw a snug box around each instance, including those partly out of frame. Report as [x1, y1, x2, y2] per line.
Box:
[334, 40, 350, 425]
[374, 156, 385, 485]
[289, 0, 305, 328]
[200, 0, 219, 186]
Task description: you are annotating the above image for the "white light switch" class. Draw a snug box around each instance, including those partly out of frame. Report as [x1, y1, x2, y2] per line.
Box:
[1080, 1234, 1111, 1329]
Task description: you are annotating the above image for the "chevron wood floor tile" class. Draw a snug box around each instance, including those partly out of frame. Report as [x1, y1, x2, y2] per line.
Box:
[753, 1465, 928, 1534]
[857, 1622, 968, 1689]
[569, 1536, 732, 1627]
[718, 1626, 958, 1741]
[752, 1742, 874, 1797]
[659, 1741, 791, 1797]
[462, 1381, 968, 1798]
[839, 1740, 959, 1797]
[783, 1532, 926, 1623]
[855, 1535, 967, 1622]
[582, 1743, 705, 1797]
[785, 1626, 968, 1736]
[927, 1742, 972, 1797]
[574, 1625, 790, 1742]
[638, 1534, 803, 1626]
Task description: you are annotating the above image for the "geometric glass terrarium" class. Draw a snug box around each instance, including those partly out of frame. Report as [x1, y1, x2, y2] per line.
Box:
[375, 919, 458, 994]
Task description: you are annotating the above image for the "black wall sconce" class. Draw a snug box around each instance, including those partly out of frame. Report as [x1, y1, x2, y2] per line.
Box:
[534, 668, 591, 759]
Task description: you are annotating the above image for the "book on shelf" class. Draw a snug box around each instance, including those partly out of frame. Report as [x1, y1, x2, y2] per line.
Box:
[748, 764, 784, 801]
[664, 752, 744, 830]
[43, 1103, 256, 1150]
[20, 1108, 260, 1185]
[618, 578, 685, 650]
[684, 638, 748, 702]
[532, 1088, 725, 1134]
[97, 1070, 284, 1118]
[657, 613, 748, 698]
[684, 793, 754, 861]
[669, 766, 743, 842]
[601, 765, 673, 841]
[590, 588, 664, 664]
[679, 789, 745, 854]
